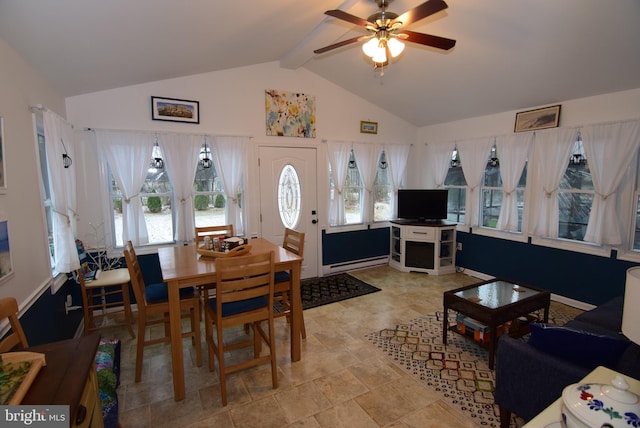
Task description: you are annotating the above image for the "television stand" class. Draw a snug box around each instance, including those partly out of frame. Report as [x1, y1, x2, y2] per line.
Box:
[389, 220, 456, 275]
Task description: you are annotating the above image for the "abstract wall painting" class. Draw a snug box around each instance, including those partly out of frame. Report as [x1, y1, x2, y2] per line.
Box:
[265, 90, 316, 138]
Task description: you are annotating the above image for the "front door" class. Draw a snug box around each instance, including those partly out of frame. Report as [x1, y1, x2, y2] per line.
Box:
[258, 146, 318, 278]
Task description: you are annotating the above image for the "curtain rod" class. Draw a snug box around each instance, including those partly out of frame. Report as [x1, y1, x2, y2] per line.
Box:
[84, 127, 252, 140]
[424, 117, 640, 146]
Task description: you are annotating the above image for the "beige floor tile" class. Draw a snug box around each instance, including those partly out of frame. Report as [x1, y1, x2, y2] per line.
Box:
[108, 267, 580, 427]
[274, 381, 333, 423]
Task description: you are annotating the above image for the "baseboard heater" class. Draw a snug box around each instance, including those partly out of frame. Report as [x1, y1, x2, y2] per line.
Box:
[322, 256, 389, 276]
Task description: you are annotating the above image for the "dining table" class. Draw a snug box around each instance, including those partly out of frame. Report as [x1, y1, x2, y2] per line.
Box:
[157, 238, 303, 401]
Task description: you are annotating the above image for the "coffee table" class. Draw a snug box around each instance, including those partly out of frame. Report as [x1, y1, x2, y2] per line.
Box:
[443, 278, 551, 369]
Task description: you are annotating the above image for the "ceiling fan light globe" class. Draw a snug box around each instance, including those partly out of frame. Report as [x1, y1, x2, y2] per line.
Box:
[362, 38, 379, 57]
[387, 38, 405, 57]
[372, 47, 387, 63]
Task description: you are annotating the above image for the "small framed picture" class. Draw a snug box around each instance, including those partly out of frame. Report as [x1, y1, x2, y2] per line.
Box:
[151, 96, 200, 124]
[514, 105, 561, 133]
[360, 121, 378, 134]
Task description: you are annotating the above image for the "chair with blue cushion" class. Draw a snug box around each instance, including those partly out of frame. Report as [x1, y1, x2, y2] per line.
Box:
[204, 251, 277, 406]
[274, 228, 306, 338]
[123, 241, 202, 382]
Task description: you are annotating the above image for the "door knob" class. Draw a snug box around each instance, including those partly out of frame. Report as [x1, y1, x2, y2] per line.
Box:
[312, 219, 318, 224]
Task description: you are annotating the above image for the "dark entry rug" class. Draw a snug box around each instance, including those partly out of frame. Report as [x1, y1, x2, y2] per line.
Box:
[276, 273, 381, 311]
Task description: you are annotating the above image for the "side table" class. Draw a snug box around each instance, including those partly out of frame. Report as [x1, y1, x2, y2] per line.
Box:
[21, 332, 104, 428]
[523, 366, 640, 427]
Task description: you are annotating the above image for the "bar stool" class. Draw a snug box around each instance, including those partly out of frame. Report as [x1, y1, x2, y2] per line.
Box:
[77, 267, 136, 338]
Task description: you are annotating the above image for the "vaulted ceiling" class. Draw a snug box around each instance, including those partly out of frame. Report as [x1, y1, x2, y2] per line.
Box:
[1, 0, 639, 127]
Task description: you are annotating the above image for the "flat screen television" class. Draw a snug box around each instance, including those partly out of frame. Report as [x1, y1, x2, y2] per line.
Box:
[397, 189, 448, 222]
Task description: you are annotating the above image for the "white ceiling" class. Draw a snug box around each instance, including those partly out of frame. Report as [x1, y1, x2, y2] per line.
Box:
[1, 0, 639, 127]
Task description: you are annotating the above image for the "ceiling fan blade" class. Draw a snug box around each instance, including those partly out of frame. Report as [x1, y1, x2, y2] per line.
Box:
[314, 35, 369, 54]
[401, 30, 456, 50]
[390, 0, 448, 28]
[325, 9, 371, 27]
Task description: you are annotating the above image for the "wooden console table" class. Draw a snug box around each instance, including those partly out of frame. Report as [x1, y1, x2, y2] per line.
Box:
[22, 332, 103, 428]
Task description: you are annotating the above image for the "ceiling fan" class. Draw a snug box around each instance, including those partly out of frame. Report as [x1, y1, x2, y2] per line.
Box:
[314, 0, 456, 70]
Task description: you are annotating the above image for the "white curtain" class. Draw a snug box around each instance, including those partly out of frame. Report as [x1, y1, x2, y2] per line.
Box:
[530, 127, 577, 238]
[212, 136, 249, 236]
[386, 144, 412, 218]
[582, 120, 640, 245]
[495, 133, 533, 231]
[327, 141, 352, 226]
[426, 141, 456, 188]
[352, 142, 382, 224]
[43, 110, 79, 273]
[161, 133, 203, 243]
[97, 130, 154, 246]
[456, 137, 494, 227]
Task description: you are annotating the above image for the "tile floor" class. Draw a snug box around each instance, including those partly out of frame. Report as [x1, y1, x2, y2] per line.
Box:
[96, 266, 580, 427]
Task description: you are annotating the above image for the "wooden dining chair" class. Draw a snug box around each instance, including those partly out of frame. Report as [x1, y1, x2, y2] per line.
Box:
[274, 228, 306, 338]
[0, 297, 29, 353]
[195, 225, 234, 244]
[204, 251, 278, 406]
[123, 241, 202, 382]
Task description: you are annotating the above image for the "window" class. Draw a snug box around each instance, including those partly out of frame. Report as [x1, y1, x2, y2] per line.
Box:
[278, 164, 301, 228]
[479, 145, 527, 231]
[558, 141, 593, 242]
[110, 143, 174, 247]
[343, 150, 363, 224]
[444, 149, 466, 224]
[373, 151, 392, 222]
[36, 121, 55, 269]
[193, 143, 227, 228]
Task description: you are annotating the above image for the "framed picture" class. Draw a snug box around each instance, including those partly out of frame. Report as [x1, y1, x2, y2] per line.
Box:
[514, 105, 561, 133]
[0, 116, 5, 192]
[151, 96, 200, 124]
[360, 121, 378, 134]
[0, 217, 13, 285]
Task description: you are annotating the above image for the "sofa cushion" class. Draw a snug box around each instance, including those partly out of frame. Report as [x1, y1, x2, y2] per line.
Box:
[572, 296, 624, 333]
[528, 323, 630, 370]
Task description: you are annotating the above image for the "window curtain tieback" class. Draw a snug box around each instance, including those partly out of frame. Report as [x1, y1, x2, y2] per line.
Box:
[123, 193, 140, 203]
[53, 209, 71, 224]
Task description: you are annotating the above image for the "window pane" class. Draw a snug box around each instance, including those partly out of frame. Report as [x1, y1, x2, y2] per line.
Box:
[558, 192, 593, 241]
[445, 154, 466, 223]
[344, 151, 363, 224]
[481, 189, 502, 228]
[558, 160, 594, 241]
[278, 164, 301, 229]
[373, 151, 392, 222]
[193, 145, 226, 228]
[447, 187, 466, 223]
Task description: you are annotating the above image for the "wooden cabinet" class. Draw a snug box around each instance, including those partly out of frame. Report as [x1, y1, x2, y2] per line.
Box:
[389, 221, 456, 275]
[22, 333, 103, 428]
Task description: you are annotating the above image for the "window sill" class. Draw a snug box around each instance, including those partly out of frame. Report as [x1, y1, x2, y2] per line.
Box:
[530, 236, 611, 258]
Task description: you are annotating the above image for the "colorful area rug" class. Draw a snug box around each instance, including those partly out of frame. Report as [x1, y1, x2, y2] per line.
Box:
[366, 308, 575, 428]
[275, 273, 381, 312]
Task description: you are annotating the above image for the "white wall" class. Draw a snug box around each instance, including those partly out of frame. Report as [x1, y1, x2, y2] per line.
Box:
[0, 37, 67, 307]
[411, 88, 640, 188]
[65, 61, 418, 242]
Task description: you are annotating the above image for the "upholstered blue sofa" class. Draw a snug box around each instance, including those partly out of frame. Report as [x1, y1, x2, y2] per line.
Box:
[494, 296, 640, 427]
